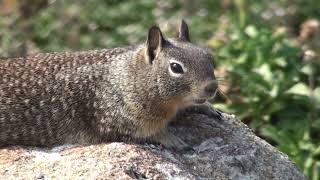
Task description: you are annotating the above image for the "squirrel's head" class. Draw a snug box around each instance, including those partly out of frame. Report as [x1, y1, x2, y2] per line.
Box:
[143, 20, 218, 105]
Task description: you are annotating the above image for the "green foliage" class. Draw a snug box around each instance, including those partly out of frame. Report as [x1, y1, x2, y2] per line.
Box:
[215, 24, 320, 179]
[0, 0, 319, 178]
[31, 0, 156, 51]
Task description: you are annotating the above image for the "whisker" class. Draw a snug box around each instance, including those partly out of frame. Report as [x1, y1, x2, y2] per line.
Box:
[216, 82, 229, 86]
[217, 88, 231, 102]
[215, 79, 228, 82]
[216, 78, 230, 82]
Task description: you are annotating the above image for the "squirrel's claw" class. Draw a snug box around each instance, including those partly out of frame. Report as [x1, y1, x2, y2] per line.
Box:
[149, 130, 191, 151]
[184, 102, 222, 120]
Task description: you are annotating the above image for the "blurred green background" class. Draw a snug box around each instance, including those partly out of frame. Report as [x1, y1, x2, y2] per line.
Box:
[0, 0, 319, 178]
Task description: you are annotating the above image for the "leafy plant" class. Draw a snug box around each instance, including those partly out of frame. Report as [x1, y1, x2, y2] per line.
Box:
[214, 24, 320, 179]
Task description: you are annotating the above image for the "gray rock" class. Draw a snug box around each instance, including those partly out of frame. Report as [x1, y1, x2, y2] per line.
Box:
[0, 111, 306, 179]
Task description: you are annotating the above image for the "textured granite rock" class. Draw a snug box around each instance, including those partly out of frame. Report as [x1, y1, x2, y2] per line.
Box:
[0, 111, 306, 179]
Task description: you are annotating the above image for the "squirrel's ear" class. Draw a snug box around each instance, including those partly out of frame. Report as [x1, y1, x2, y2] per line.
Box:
[145, 26, 165, 64]
[178, 19, 190, 42]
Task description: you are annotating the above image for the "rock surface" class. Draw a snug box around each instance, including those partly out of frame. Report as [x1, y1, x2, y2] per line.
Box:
[0, 111, 306, 179]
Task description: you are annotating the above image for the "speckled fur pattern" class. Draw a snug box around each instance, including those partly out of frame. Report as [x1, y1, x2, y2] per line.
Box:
[0, 21, 217, 148]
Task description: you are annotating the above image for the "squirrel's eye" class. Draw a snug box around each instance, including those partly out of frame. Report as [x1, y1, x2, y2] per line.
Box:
[170, 63, 184, 74]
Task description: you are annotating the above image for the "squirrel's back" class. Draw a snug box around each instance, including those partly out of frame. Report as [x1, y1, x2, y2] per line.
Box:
[0, 47, 138, 146]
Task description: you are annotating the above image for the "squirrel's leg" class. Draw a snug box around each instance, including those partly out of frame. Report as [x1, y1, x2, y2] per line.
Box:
[149, 129, 190, 150]
[178, 102, 223, 120]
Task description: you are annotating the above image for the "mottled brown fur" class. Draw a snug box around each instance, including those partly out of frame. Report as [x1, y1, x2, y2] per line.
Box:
[0, 20, 218, 149]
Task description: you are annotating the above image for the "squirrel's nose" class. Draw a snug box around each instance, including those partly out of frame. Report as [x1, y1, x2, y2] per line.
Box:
[204, 81, 218, 97]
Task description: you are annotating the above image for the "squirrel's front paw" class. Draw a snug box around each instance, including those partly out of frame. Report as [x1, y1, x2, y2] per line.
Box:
[184, 102, 222, 120]
[150, 130, 191, 151]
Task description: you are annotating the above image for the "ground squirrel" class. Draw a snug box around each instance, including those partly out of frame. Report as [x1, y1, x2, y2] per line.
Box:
[0, 20, 220, 149]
